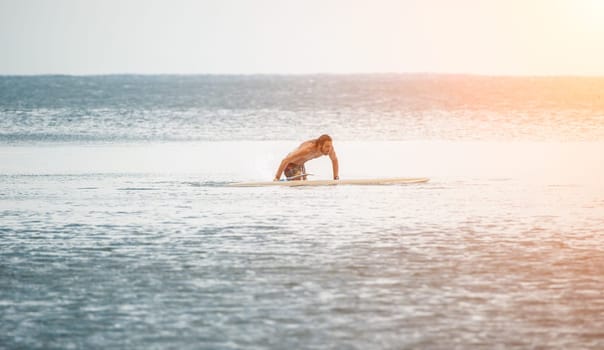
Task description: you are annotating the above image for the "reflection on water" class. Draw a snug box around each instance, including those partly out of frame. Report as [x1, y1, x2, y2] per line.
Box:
[2, 75, 604, 142]
[1, 141, 604, 349]
[2, 141, 604, 186]
[2, 74, 604, 348]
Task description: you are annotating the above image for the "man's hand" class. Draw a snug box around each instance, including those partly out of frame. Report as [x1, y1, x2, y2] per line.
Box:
[273, 177, 280, 182]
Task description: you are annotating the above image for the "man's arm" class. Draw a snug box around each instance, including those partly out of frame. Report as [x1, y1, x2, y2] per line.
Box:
[329, 149, 339, 180]
[274, 157, 290, 181]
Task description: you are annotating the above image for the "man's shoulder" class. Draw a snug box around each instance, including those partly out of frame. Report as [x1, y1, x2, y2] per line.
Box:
[297, 140, 316, 151]
[301, 139, 316, 146]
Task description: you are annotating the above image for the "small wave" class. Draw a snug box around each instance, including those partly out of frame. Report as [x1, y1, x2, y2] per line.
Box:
[116, 187, 156, 191]
[184, 181, 230, 187]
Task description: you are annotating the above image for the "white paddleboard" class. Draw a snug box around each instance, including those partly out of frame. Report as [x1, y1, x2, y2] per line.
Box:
[228, 177, 429, 187]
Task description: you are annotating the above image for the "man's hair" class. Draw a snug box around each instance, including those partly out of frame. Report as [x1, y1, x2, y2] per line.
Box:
[316, 134, 332, 147]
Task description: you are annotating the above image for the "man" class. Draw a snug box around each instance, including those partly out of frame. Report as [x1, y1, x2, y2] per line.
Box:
[274, 134, 339, 181]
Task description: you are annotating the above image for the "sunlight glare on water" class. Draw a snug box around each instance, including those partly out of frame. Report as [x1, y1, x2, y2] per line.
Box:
[2, 75, 604, 349]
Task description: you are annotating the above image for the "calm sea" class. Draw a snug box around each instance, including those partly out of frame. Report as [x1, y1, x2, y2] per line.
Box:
[1, 75, 604, 349]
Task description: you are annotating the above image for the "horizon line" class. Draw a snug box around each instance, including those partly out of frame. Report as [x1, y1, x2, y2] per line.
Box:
[2, 72, 604, 78]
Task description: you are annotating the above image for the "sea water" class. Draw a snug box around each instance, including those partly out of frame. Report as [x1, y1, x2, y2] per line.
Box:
[1, 75, 604, 349]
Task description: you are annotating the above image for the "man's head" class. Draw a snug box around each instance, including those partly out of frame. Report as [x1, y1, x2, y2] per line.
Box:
[316, 134, 333, 155]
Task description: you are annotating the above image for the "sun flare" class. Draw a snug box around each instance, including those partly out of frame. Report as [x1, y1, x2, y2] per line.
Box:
[569, 0, 604, 32]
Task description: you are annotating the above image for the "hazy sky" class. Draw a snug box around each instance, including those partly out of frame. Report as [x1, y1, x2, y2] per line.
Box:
[1, 0, 603, 75]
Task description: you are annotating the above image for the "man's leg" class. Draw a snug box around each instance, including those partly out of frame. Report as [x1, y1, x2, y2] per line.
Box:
[284, 164, 303, 181]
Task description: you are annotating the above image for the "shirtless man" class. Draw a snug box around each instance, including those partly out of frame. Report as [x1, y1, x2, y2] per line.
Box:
[274, 134, 339, 181]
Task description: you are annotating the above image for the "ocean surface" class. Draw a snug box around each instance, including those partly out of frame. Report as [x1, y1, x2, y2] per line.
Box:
[1, 75, 604, 349]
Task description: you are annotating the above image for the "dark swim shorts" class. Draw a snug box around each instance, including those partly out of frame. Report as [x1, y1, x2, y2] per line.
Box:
[284, 163, 306, 180]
